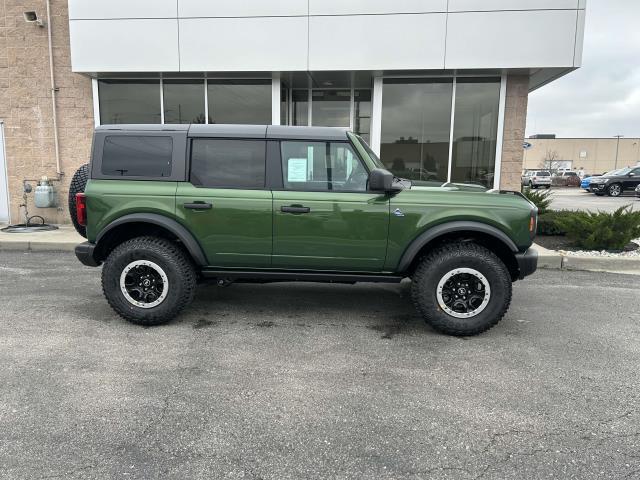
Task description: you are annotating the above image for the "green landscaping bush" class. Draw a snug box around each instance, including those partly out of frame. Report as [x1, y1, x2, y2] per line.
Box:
[536, 210, 575, 236]
[522, 187, 552, 215]
[556, 206, 640, 251]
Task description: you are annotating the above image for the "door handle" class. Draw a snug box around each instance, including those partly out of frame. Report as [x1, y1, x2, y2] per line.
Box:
[281, 205, 310, 214]
[184, 202, 212, 210]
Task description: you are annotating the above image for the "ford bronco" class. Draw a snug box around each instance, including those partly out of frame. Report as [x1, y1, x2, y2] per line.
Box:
[71, 124, 538, 336]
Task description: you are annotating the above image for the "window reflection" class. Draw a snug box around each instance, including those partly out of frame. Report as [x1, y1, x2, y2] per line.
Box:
[451, 79, 500, 188]
[98, 80, 161, 124]
[207, 80, 271, 125]
[311, 90, 351, 127]
[164, 80, 206, 124]
[380, 79, 452, 182]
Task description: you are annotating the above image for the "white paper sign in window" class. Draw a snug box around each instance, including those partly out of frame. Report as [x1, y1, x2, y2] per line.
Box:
[287, 158, 308, 182]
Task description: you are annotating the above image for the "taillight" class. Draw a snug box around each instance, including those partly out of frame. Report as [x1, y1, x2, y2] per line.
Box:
[529, 212, 537, 237]
[76, 193, 87, 226]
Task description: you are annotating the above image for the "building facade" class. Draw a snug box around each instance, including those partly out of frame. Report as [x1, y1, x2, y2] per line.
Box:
[523, 137, 640, 175]
[0, 0, 586, 224]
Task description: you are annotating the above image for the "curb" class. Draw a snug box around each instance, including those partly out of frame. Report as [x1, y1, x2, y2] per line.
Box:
[534, 245, 640, 275]
[0, 241, 77, 252]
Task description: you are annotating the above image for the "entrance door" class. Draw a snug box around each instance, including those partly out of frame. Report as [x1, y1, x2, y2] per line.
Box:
[272, 139, 389, 271]
[176, 138, 272, 268]
[0, 123, 9, 223]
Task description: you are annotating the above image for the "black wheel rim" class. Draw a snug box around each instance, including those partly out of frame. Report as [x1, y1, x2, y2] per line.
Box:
[436, 268, 491, 319]
[120, 260, 169, 308]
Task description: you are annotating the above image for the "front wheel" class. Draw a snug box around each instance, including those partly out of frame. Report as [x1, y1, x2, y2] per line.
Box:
[411, 243, 512, 336]
[607, 183, 622, 197]
[101, 236, 197, 326]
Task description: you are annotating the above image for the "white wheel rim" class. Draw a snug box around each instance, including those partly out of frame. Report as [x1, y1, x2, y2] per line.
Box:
[436, 268, 491, 319]
[610, 185, 621, 196]
[119, 260, 169, 309]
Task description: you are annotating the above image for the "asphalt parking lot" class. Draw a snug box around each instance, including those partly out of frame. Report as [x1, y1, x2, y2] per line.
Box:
[1, 251, 639, 479]
[549, 187, 639, 212]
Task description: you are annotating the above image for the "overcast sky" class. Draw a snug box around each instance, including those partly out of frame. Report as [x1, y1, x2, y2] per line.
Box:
[526, 0, 640, 138]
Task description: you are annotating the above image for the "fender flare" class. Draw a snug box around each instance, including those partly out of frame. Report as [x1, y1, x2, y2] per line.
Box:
[396, 221, 519, 273]
[96, 213, 208, 266]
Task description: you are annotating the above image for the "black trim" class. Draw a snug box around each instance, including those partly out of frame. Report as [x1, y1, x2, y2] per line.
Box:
[75, 242, 100, 267]
[265, 140, 283, 190]
[397, 221, 520, 273]
[96, 213, 208, 266]
[200, 269, 403, 283]
[515, 248, 538, 280]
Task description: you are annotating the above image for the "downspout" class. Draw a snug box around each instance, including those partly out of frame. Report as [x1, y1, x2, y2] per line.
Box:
[46, 0, 62, 177]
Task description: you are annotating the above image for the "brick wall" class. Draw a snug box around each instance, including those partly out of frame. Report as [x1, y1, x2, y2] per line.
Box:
[500, 75, 529, 191]
[0, 0, 93, 225]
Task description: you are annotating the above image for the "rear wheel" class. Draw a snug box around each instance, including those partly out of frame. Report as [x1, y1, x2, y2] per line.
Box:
[411, 243, 512, 336]
[68, 164, 89, 238]
[607, 183, 622, 197]
[101, 236, 197, 326]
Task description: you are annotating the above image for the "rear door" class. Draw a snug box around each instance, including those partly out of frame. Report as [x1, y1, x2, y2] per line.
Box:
[176, 137, 272, 267]
[271, 139, 389, 271]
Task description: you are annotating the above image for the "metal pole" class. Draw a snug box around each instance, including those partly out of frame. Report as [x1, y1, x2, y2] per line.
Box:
[46, 0, 61, 176]
[614, 135, 623, 169]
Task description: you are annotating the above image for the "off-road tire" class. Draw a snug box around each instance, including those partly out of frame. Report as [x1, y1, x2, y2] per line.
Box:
[101, 236, 197, 326]
[411, 242, 512, 336]
[68, 163, 89, 238]
[607, 183, 622, 197]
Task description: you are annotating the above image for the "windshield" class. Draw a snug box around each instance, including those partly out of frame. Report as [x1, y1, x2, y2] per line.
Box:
[613, 167, 632, 175]
[351, 134, 386, 169]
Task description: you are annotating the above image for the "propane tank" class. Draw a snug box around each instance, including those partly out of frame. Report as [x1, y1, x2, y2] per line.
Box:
[34, 176, 56, 208]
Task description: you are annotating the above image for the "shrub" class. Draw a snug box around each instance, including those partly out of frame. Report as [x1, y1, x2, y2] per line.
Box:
[536, 211, 574, 236]
[556, 206, 640, 251]
[522, 187, 552, 215]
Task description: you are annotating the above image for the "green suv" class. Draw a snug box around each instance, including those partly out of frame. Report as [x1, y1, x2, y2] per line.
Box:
[72, 124, 537, 336]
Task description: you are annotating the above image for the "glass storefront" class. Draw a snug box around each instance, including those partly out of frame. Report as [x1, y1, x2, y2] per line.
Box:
[96, 75, 502, 188]
[450, 79, 500, 187]
[98, 80, 161, 124]
[98, 79, 271, 126]
[207, 80, 271, 125]
[380, 79, 453, 182]
[163, 80, 206, 124]
[379, 77, 501, 187]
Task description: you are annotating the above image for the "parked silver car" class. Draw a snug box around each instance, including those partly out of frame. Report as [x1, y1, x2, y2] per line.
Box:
[521, 170, 551, 189]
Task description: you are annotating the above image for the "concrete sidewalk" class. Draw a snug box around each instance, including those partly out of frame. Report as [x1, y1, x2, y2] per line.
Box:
[2, 224, 640, 275]
[0, 224, 82, 252]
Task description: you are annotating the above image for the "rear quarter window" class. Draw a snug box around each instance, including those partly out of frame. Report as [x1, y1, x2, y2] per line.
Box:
[101, 135, 173, 177]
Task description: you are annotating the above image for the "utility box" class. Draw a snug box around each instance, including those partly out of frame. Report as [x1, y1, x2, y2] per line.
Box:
[34, 178, 55, 208]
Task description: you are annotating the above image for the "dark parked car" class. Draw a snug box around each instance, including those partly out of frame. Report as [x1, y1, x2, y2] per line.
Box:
[589, 166, 640, 197]
[552, 171, 580, 187]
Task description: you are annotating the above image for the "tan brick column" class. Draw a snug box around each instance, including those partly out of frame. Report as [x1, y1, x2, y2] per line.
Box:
[499, 75, 529, 191]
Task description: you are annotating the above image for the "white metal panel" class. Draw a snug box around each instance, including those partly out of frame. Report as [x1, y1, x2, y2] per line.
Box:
[309, 14, 447, 71]
[445, 10, 578, 69]
[309, 0, 447, 16]
[68, 0, 177, 19]
[0, 123, 9, 223]
[574, 8, 586, 67]
[448, 0, 579, 11]
[179, 17, 308, 71]
[578, 0, 587, 8]
[179, 0, 307, 17]
[69, 19, 180, 72]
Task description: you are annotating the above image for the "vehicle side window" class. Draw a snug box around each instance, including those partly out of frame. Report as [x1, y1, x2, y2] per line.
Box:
[632, 168, 640, 175]
[280, 141, 368, 192]
[102, 135, 172, 177]
[190, 139, 266, 189]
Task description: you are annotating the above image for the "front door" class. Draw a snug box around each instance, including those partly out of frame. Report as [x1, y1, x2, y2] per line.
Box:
[176, 138, 272, 268]
[623, 167, 640, 191]
[272, 139, 389, 271]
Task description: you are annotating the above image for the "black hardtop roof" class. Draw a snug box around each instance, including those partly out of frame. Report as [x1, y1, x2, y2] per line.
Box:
[96, 124, 351, 141]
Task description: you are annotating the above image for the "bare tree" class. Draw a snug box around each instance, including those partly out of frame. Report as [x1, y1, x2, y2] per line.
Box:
[540, 149, 563, 171]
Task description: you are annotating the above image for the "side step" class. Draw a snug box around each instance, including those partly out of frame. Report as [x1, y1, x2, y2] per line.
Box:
[200, 269, 404, 284]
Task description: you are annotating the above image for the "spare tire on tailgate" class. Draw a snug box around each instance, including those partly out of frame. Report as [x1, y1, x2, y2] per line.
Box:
[68, 163, 89, 238]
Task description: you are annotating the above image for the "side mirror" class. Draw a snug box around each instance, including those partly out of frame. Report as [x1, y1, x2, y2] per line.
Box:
[368, 168, 394, 192]
[629, 172, 636, 177]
